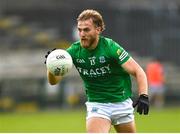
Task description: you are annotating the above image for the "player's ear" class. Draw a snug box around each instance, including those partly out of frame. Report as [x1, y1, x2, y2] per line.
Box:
[96, 27, 101, 34]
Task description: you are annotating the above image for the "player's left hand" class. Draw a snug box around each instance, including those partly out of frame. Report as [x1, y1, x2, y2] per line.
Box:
[133, 94, 149, 115]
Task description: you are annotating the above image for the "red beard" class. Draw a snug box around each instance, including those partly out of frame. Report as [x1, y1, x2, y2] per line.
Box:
[80, 37, 96, 49]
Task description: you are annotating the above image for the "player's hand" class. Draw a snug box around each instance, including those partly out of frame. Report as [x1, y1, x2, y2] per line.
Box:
[133, 94, 149, 115]
[44, 48, 56, 64]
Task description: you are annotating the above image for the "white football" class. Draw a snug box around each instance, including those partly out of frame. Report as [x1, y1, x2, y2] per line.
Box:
[46, 49, 73, 76]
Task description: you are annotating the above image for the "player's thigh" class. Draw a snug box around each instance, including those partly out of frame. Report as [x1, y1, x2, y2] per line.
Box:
[114, 120, 136, 133]
[86, 117, 111, 133]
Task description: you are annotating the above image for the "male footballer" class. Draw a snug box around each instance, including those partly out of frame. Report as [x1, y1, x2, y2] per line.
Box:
[45, 9, 149, 133]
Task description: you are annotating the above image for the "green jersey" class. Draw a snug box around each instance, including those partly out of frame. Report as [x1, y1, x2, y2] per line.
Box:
[67, 36, 132, 103]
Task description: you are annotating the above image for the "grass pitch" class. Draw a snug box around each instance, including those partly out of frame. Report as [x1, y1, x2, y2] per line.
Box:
[0, 107, 180, 133]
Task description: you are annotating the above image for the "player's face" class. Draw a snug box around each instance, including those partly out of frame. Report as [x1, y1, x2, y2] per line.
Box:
[77, 19, 101, 49]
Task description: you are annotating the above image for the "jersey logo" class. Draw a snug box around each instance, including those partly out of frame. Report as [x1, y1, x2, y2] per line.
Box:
[99, 56, 106, 63]
[76, 59, 85, 63]
[88, 56, 96, 65]
[91, 107, 98, 113]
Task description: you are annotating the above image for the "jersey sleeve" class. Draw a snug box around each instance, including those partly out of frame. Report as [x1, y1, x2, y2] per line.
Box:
[110, 41, 131, 65]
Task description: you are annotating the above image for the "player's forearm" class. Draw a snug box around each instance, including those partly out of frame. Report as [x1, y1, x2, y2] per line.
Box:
[135, 68, 148, 95]
[47, 70, 62, 85]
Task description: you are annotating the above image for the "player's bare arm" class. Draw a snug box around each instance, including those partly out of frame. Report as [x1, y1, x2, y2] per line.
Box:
[122, 57, 149, 115]
[121, 57, 148, 95]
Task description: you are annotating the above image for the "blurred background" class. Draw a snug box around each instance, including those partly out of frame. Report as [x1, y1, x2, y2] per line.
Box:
[0, 0, 180, 132]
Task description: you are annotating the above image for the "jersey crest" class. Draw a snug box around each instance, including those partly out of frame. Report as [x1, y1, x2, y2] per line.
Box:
[99, 56, 106, 63]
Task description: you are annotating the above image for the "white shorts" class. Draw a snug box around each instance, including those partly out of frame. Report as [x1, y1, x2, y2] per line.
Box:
[85, 98, 134, 125]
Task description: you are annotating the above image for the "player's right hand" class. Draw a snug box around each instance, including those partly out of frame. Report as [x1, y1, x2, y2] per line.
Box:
[44, 48, 56, 64]
[133, 94, 149, 115]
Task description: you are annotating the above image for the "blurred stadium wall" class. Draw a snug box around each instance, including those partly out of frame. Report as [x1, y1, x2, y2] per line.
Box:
[0, 0, 180, 112]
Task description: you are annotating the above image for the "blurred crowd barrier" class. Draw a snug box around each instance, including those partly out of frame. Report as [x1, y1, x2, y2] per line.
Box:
[0, 0, 180, 112]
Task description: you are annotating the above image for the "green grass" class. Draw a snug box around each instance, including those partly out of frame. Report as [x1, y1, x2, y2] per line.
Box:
[135, 107, 180, 133]
[0, 107, 180, 132]
[0, 109, 86, 133]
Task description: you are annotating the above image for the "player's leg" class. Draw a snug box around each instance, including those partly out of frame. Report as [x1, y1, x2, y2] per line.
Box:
[85, 102, 112, 133]
[111, 98, 135, 133]
[86, 117, 111, 133]
[114, 120, 136, 133]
